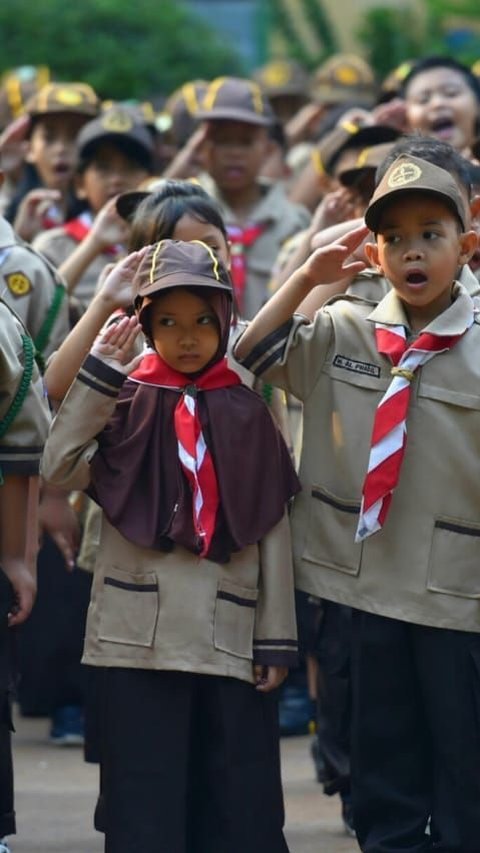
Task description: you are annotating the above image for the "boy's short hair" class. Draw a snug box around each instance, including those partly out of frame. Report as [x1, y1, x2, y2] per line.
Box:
[76, 105, 154, 173]
[365, 154, 468, 233]
[401, 55, 480, 102]
[25, 82, 100, 122]
[376, 136, 473, 200]
[196, 77, 275, 127]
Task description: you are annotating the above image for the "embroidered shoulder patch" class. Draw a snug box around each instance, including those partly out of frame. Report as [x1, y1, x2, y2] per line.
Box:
[5, 271, 32, 297]
[333, 354, 380, 378]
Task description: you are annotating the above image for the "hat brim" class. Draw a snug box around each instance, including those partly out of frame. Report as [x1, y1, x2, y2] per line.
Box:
[365, 187, 466, 232]
[196, 108, 273, 126]
[136, 273, 233, 299]
[115, 191, 151, 221]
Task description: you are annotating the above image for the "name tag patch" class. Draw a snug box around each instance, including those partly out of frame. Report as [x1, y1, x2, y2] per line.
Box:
[333, 354, 380, 378]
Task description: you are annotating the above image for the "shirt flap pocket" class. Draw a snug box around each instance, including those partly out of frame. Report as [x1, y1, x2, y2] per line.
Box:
[418, 383, 480, 410]
[98, 566, 159, 647]
[214, 579, 258, 659]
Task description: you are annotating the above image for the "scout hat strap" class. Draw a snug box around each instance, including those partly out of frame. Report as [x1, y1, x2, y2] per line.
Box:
[355, 323, 464, 541]
[174, 385, 219, 557]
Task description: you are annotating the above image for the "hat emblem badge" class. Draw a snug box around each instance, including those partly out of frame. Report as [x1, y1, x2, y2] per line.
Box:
[388, 162, 422, 188]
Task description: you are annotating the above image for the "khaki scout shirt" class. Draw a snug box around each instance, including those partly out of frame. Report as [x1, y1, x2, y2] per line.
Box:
[0, 299, 50, 475]
[236, 283, 480, 632]
[0, 218, 70, 359]
[203, 176, 311, 320]
[33, 226, 116, 309]
[41, 356, 298, 680]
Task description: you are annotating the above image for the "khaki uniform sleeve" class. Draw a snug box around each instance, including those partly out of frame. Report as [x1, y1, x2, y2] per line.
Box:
[0, 302, 50, 475]
[253, 511, 298, 667]
[41, 355, 125, 492]
[0, 243, 70, 359]
[234, 309, 334, 402]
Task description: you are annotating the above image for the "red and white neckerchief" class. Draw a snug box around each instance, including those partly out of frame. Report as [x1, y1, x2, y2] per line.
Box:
[227, 223, 265, 314]
[130, 351, 241, 556]
[63, 211, 123, 257]
[355, 322, 468, 542]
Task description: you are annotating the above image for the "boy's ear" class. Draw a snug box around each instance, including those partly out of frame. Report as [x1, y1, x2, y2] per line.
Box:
[458, 229, 479, 265]
[469, 194, 480, 221]
[364, 239, 381, 271]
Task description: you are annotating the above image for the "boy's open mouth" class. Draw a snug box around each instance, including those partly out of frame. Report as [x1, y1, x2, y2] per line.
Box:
[406, 271, 428, 285]
[429, 117, 455, 137]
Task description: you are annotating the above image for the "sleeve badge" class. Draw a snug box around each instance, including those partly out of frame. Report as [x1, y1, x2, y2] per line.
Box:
[5, 272, 32, 297]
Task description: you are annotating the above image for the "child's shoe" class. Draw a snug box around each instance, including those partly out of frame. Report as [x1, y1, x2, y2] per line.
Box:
[50, 704, 85, 746]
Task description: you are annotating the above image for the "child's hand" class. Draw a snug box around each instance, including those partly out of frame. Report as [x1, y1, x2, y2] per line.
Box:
[0, 114, 30, 175]
[98, 246, 148, 309]
[254, 664, 289, 693]
[13, 188, 62, 241]
[90, 314, 143, 374]
[302, 223, 369, 288]
[39, 486, 81, 572]
[2, 560, 36, 627]
[310, 188, 358, 233]
[89, 197, 130, 251]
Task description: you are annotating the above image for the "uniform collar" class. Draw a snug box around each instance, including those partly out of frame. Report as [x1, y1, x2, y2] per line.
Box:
[366, 281, 475, 337]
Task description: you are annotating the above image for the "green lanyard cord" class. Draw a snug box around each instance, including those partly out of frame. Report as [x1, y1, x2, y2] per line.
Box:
[0, 334, 35, 485]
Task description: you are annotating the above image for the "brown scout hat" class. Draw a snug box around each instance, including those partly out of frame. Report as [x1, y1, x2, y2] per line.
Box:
[160, 81, 208, 147]
[133, 239, 232, 310]
[365, 155, 468, 232]
[252, 59, 308, 98]
[76, 105, 154, 164]
[196, 76, 275, 126]
[339, 141, 397, 187]
[313, 122, 400, 177]
[377, 61, 414, 104]
[25, 82, 100, 119]
[310, 54, 377, 106]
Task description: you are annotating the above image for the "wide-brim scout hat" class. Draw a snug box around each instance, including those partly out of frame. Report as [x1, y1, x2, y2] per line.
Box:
[377, 61, 414, 104]
[25, 82, 100, 119]
[310, 54, 377, 106]
[339, 141, 397, 187]
[365, 154, 468, 232]
[314, 122, 400, 177]
[133, 239, 232, 313]
[76, 105, 154, 164]
[196, 76, 275, 126]
[252, 60, 308, 99]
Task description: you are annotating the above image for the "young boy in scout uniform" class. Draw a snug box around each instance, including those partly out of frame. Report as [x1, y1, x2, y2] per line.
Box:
[0, 298, 50, 852]
[235, 152, 480, 850]
[196, 76, 311, 319]
[33, 103, 154, 309]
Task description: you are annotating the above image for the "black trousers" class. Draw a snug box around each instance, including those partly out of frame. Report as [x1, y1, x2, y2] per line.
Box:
[0, 572, 15, 838]
[351, 610, 480, 852]
[315, 601, 352, 798]
[101, 668, 289, 853]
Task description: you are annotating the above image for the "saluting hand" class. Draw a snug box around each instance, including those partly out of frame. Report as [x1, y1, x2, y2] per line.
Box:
[90, 314, 143, 375]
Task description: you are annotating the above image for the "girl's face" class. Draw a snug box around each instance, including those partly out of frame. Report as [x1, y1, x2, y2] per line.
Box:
[172, 212, 230, 268]
[404, 67, 479, 153]
[149, 287, 220, 373]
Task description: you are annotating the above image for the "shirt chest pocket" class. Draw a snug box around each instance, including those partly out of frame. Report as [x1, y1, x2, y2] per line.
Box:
[98, 567, 159, 647]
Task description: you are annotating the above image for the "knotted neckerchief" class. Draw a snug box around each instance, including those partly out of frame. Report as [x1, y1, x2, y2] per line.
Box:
[130, 352, 241, 556]
[227, 223, 266, 314]
[355, 322, 468, 542]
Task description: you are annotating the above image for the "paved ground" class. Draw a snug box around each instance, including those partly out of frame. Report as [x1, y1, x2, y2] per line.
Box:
[10, 713, 359, 852]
